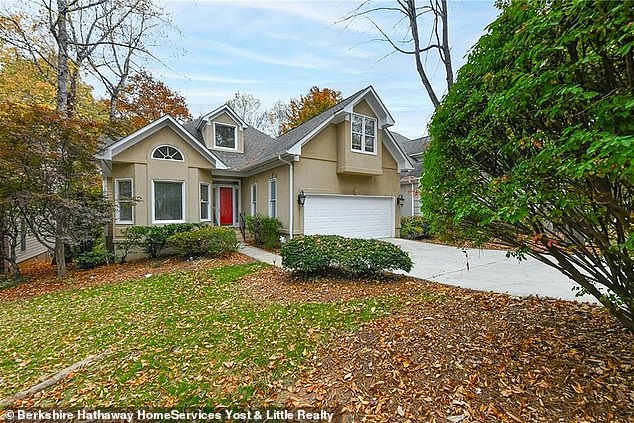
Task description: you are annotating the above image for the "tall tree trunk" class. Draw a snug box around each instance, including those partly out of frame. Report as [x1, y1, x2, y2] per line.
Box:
[439, 0, 453, 91]
[407, 0, 440, 108]
[67, 68, 79, 117]
[54, 235, 67, 277]
[8, 242, 20, 277]
[55, 0, 70, 115]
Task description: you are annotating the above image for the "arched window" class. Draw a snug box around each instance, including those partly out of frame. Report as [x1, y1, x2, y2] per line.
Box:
[152, 145, 184, 161]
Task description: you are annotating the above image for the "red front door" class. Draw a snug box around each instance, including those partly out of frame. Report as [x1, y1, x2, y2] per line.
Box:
[219, 187, 234, 225]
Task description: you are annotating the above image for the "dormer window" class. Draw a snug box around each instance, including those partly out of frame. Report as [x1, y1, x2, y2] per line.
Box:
[351, 113, 376, 154]
[214, 123, 237, 150]
[152, 145, 184, 161]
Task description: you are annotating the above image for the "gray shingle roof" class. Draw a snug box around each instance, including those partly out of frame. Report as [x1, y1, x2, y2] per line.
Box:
[182, 119, 276, 171]
[182, 86, 371, 171]
[390, 131, 430, 158]
[252, 86, 369, 165]
[390, 131, 430, 179]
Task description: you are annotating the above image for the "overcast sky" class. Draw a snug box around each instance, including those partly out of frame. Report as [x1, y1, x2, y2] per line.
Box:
[2, 0, 500, 137]
[133, 0, 499, 138]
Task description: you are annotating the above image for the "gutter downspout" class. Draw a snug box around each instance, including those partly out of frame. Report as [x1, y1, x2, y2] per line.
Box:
[277, 154, 294, 240]
[411, 180, 415, 216]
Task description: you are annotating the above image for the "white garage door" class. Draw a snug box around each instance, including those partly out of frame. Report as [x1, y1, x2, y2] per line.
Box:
[304, 195, 394, 238]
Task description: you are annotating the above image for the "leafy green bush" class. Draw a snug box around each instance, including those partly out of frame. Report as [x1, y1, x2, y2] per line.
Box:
[168, 226, 238, 258]
[120, 223, 205, 259]
[117, 226, 145, 263]
[245, 214, 283, 249]
[400, 216, 431, 240]
[75, 250, 114, 270]
[281, 235, 413, 277]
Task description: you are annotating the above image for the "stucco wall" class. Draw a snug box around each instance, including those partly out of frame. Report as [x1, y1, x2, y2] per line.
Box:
[335, 100, 384, 175]
[240, 164, 291, 231]
[108, 126, 214, 239]
[242, 114, 401, 236]
[201, 112, 244, 153]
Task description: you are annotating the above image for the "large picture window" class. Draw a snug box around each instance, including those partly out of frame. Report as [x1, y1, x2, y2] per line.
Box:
[214, 123, 237, 149]
[351, 113, 376, 154]
[268, 178, 277, 218]
[115, 178, 133, 223]
[200, 183, 211, 221]
[153, 181, 185, 223]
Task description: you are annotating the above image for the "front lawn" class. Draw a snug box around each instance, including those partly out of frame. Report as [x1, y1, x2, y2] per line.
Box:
[0, 262, 399, 407]
[1, 259, 632, 422]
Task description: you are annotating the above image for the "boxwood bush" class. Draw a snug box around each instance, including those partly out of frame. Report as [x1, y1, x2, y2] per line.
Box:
[75, 250, 114, 270]
[245, 214, 283, 249]
[400, 216, 431, 240]
[168, 226, 238, 258]
[281, 235, 413, 277]
[120, 223, 205, 259]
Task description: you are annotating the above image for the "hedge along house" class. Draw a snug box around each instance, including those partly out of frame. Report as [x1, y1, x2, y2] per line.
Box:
[96, 86, 413, 248]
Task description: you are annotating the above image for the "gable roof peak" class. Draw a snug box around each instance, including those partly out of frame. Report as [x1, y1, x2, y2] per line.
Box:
[196, 104, 248, 130]
[97, 114, 228, 170]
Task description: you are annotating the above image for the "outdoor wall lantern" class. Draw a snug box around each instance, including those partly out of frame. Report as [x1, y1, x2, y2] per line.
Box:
[397, 194, 405, 207]
[298, 190, 306, 206]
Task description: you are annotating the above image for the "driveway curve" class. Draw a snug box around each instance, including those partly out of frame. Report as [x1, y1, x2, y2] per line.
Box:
[385, 238, 599, 303]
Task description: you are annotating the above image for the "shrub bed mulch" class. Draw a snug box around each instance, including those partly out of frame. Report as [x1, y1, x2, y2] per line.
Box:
[241, 268, 634, 422]
[0, 253, 255, 303]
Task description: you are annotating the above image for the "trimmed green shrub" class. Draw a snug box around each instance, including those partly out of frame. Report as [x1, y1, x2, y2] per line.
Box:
[400, 216, 431, 240]
[168, 226, 238, 258]
[281, 235, 413, 277]
[75, 250, 114, 270]
[245, 214, 283, 249]
[120, 223, 205, 259]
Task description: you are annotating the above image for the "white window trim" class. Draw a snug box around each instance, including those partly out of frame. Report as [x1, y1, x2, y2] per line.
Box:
[151, 145, 185, 162]
[351, 113, 377, 156]
[151, 180, 186, 224]
[250, 183, 257, 215]
[268, 178, 277, 218]
[213, 122, 238, 151]
[114, 178, 134, 224]
[200, 183, 211, 222]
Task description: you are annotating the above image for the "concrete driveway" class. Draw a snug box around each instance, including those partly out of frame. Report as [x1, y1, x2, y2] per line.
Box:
[385, 238, 599, 303]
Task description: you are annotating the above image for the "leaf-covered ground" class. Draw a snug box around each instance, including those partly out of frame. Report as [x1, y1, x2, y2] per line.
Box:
[0, 252, 254, 302]
[0, 261, 399, 408]
[1, 258, 632, 422]
[245, 268, 634, 422]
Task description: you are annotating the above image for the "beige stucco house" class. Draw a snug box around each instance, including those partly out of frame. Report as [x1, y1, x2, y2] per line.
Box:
[96, 86, 413, 245]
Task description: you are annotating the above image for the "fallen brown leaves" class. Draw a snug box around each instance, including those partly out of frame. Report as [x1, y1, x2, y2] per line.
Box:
[1, 253, 255, 303]
[243, 270, 634, 422]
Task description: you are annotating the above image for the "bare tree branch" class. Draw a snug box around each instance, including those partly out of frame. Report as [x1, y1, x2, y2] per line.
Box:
[342, 0, 454, 109]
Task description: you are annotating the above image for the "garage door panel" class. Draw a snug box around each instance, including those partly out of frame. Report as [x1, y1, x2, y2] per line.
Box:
[304, 195, 394, 238]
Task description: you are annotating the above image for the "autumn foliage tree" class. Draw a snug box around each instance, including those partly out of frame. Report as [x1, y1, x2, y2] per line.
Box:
[0, 47, 107, 121]
[422, 0, 634, 330]
[0, 102, 111, 277]
[281, 86, 342, 133]
[112, 70, 192, 133]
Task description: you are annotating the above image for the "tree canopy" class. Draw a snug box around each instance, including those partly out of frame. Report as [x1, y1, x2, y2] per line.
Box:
[0, 47, 107, 122]
[281, 86, 341, 134]
[226, 92, 266, 130]
[112, 70, 192, 133]
[422, 0, 634, 330]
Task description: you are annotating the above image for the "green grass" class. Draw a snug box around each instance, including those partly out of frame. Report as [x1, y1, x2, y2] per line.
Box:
[0, 262, 401, 407]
